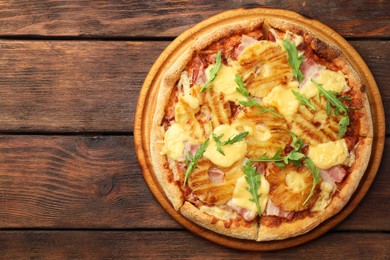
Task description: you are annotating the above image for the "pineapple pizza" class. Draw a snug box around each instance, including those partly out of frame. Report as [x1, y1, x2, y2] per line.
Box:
[150, 18, 373, 241]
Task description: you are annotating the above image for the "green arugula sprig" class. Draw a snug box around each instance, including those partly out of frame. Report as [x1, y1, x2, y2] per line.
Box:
[249, 131, 305, 168]
[200, 51, 222, 92]
[183, 138, 209, 187]
[291, 89, 316, 111]
[303, 157, 321, 205]
[311, 79, 350, 137]
[288, 130, 303, 152]
[283, 40, 304, 82]
[243, 160, 262, 216]
[250, 148, 305, 169]
[212, 132, 249, 156]
[235, 74, 283, 118]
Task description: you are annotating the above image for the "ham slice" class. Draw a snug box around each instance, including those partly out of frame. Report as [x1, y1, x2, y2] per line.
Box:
[208, 167, 225, 184]
[191, 55, 207, 85]
[227, 200, 257, 221]
[182, 142, 198, 161]
[327, 165, 347, 183]
[265, 199, 295, 220]
[252, 161, 267, 174]
[321, 166, 347, 184]
[320, 169, 336, 186]
[299, 57, 325, 88]
[232, 35, 258, 59]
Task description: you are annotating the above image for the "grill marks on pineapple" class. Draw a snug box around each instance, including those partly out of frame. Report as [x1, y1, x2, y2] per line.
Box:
[291, 96, 340, 145]
[234, 108, 291, 158]
[237, 41, 293, 98]
[188, 160, 243, 205]
[202, 89, 231, 128]
[175, 98, 205, 140]
[265, 164, 319, 212]
[174, 86, 232, 140]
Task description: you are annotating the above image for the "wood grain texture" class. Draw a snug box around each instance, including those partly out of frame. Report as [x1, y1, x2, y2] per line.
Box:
[0, 40, 169, 132]
[0, 135, 178, 229]
[0, 40, 387, 133]
[0, 231, 389, 258]
[0, 1, 388, 38]
[0, 135, 388, 231]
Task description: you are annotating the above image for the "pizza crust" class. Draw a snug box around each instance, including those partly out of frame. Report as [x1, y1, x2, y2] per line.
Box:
[180, 202, 258, 240]
[150, 125, 184, 210]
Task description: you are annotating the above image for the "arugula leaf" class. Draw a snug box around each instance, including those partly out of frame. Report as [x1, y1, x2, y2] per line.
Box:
[213, 132, 249, 156]
[243, 160, 262, 216]
[183, 138, 209, 187]
[283, 40, 304, 82]
[200, 51, 222, 92]
[291, 89, 316, 110]
[283, 151, 304, 164]
[235, 74, 283, 118]
[250, 148, 304, 168]
[212, 134, 225, 155]
[251, 148, 283, 163]
[288, 130, 303, 152]
[302, 157, 321, 205]
[311, 79, 350, 137]
[222, 131, 249, 145]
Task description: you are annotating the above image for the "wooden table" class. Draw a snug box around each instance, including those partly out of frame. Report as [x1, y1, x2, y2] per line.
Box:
[0, 1, 388, 258]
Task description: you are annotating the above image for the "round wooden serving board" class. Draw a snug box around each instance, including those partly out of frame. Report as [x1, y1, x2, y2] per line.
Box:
[134, 8, 385, 250]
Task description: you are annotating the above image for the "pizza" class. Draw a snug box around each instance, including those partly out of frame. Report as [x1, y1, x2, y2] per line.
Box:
[149, 17, 373, 241]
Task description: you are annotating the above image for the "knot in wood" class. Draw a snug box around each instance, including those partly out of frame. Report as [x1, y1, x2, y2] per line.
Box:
[98, 177, 114, 196]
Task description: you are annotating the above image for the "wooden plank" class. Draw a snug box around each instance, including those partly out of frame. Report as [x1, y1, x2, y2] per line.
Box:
[0, 135, 179, 229]
[0, 135, 388, 230]
[1, 231, 389, 258]
[350, 41, 390, 133]
[0, 1, 388, 38]
[0, 40, 169, 132]
[0, 40, 388, 133]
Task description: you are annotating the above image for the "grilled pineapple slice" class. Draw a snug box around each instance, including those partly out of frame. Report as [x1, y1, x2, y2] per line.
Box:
[237, 41, 294, 98]
[290, 95, 340, 145]
[232, 107, 291, 158]
[188, 159, 243, 205]
[200, 88, 232, 128]
[175, 95, 206, 140]
[265, 164, 318, 212]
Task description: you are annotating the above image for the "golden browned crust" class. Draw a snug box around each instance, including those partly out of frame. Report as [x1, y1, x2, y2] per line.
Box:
[180, 202, 258, 240]
[258, 214, 321, 241]
[150, 126, 184, 210]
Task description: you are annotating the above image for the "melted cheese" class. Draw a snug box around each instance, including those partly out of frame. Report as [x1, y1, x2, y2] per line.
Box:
[231, 121, 272, 142]
[205, 64, 245, 104]
[285, 171, 308, 193]
[308, 139, 349, 169]
[283, 31, 303, 47]
[231, 175, 269, 214]
[311, 182, 334, 212]
[180, 94, 199, 111]
[164, 123, 188, 161]
[203, 124, 247, 168]
[262, 86, 299, 122]
[199, 205, 237, 220]
[301, 69, 349, 99]
[177, 71, 191, 94]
